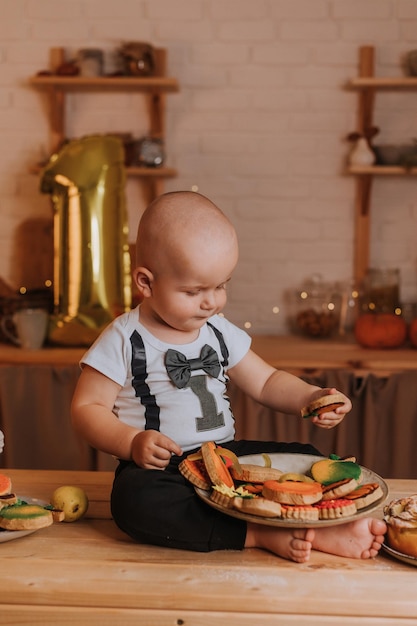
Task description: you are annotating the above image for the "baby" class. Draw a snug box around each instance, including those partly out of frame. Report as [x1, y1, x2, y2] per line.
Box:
[72, 191, 386, 562]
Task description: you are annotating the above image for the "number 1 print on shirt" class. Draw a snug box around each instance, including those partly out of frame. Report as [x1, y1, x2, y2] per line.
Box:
[187, 375, 225, 432]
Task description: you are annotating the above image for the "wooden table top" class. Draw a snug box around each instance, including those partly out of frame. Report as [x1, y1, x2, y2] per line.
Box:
[1, 469, 417, 625]
[1, 334, 416, 375]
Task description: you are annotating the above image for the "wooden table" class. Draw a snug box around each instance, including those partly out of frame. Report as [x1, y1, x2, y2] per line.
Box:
[2, 469, 417, 625]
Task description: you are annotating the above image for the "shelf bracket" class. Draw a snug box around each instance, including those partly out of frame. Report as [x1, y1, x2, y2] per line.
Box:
[354, 174, 372, 284]
[48, 86, 65, 153]
[353, 46, 375, 285]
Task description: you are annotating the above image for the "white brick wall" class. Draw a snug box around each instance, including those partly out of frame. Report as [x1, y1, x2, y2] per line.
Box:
[0, 0, 416, 334]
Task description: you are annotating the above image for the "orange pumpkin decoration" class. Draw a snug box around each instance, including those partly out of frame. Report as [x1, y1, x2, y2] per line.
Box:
[354, 313, 407, 349]
[409, 318, 417, 348]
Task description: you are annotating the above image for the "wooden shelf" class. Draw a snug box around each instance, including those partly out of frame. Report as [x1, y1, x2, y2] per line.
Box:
[348, 165, 417, 175]
[31, 164, 177, 178]
[29, 47, 179, 201]
[348, 45, 417, 283]
[348, 76, 417, 90]
[127, 165, 177, 177]
[29, 74, 179, 93]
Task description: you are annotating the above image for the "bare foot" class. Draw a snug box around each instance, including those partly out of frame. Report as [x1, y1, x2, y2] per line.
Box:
[246, 523, 315, 563]
[312, 517, 387, 559]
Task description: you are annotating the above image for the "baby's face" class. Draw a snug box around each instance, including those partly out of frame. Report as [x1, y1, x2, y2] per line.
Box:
[148, 236, 238, 335]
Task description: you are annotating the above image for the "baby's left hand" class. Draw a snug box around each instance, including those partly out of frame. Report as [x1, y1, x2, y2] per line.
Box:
[307, 388, 351, 429]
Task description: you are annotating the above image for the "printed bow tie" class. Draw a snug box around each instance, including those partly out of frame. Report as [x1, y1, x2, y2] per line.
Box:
[165, 344, 221, 389]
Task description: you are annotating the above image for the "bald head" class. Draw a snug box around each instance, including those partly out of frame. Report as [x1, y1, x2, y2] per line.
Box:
[135, 191, 237, 275]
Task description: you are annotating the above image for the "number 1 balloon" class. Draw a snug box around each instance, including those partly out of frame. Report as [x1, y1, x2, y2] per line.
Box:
[40, 134, 132, 346]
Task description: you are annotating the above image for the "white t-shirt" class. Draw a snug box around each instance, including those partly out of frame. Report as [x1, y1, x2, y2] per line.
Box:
[81, 307, 251, 452]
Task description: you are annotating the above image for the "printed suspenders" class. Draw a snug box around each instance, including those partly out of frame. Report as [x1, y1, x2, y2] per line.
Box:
[130, 330, 160, 431]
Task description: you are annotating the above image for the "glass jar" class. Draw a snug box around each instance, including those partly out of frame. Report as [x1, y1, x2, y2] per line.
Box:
[288, 274, 342, 338]
[336, 279, 360, 335]
[77, 48, 103, 77]
[359, 268, 400, 314]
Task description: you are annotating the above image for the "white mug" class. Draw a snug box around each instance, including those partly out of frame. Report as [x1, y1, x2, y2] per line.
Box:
[1, 308, 49, 350]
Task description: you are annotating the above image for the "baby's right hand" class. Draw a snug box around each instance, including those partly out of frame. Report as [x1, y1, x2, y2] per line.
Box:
[131, 430, 182, 470]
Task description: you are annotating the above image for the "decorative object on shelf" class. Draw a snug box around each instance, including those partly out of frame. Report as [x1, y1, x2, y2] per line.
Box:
[40, 134, 132, 347]
[76, 48, 104, 77]
[355, 267, 406, 349]
[0, 278, 18, 344]
[56, 61, 79, 76]
[119, 41, 155, 76]
[346, 128, 379, 167]
[372, 143, 416, 166]
[50, 47, 65, 73]
[400, 301, 417, 325]
[405, 49, 417, 76]
[125, 136, 165, 167]
[354, 313, 407, 349]
[1, 308, 49, 350]
[397, 140, 417, 168]
[337, 279, 359, 335]
[349, 137, 375, 166]
[29, 46, 179, 203]
[0, 285, 53, 345]
[286, 274, 342, 339]
[409, 317, 417, 348]
[359, 267, 400, 314]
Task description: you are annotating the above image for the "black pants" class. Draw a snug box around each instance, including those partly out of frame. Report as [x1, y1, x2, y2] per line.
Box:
[111, 439, 321, 552]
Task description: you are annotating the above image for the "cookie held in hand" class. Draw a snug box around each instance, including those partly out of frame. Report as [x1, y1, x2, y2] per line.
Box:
[301, 393, 345, 419]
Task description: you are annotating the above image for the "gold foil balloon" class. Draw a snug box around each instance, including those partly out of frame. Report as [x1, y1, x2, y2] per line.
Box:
[40, 135, 132, 346]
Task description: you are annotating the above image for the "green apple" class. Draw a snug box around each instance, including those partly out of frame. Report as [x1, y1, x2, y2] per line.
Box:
[50, 485, 89, 522]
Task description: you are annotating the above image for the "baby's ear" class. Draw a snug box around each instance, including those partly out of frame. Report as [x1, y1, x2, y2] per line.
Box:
[132, 266, 153, 298]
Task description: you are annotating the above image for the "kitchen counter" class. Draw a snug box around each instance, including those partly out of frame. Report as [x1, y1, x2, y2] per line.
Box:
[251, 334, 417, 376]
[0, 334, 416, 374]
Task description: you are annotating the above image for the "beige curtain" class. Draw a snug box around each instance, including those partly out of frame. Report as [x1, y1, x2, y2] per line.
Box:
[0, 364, 89, 469]
[0, 363, 416, 478]
[0, 364, 116, 471]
